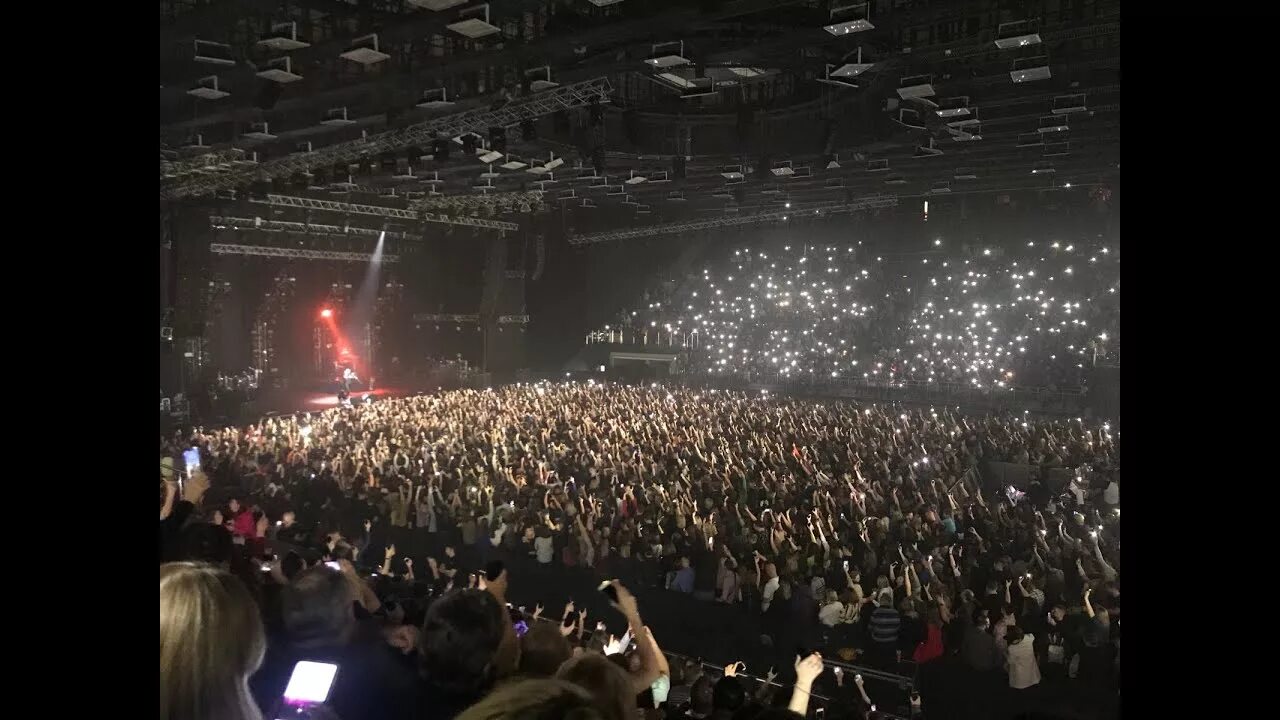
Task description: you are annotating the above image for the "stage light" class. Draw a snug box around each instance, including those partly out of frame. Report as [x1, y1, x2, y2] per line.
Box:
[320, 308, 333, 318]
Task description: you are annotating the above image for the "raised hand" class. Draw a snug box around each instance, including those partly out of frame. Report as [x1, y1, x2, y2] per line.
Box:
[794, 653, 824, 687]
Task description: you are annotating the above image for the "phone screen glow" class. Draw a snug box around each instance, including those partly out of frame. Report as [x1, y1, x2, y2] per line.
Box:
[283, 661, 338, 704]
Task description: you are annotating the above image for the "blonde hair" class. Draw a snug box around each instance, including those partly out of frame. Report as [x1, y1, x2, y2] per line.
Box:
[457, 678, 603, 720]
[160, 562, 266, 720]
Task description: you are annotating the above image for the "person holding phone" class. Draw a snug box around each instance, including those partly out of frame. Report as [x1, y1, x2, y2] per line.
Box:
[250, 565, 416, 720]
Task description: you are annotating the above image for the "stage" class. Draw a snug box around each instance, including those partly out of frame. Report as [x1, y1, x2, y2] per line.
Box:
[241, 384, 424, 421]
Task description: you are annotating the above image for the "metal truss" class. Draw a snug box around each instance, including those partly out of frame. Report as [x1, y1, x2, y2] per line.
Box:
[210, 216, 423, 242]
[161, 77, 612, 200]
[210, 243, 400, 263]
[413, 313, 481, 323]
[161, 148, 251, 179]
[568, 195, 900, 245]
[497, 314, 530, 324]
[252, 194, 419, 219]
[412, 191, 545, 213]
[249, 194, 520, 231]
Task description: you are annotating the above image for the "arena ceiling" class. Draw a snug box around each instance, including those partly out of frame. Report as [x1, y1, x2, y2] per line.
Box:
[160, 0, 1120, 238]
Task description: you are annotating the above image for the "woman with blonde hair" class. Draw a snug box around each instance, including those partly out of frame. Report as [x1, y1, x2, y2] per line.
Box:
[161, 562, 266, 720]
[456, 678, 604, 720]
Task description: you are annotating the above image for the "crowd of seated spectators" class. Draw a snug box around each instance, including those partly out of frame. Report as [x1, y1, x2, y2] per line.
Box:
[600, 240, 1119, 391]
[161, 383, 1120, 720]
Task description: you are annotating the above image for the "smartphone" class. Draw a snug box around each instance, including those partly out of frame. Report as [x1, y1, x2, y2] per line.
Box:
[843, 560, 849, 571]
[513, 620, 529, 638]
[325, 561, 341, 571]
[599, 580, 619, 604]
[182, 447, 201, 473]
[282, 661, 338, 707]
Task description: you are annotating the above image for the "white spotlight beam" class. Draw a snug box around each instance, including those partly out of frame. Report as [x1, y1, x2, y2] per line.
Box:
[568, 195, 899, 245]
[210, 243, 400, 263]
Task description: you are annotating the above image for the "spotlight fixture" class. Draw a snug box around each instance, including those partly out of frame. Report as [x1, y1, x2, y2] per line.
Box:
[823, 2, 873, 35]
[995, 19, 1042, 49]
[447, 4, 501, 39]
[645, 40, 690, 69]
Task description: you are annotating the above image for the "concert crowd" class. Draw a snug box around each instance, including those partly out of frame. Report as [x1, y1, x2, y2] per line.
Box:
[160, 383, 1120, 720]
[604, 240, 1119, 390]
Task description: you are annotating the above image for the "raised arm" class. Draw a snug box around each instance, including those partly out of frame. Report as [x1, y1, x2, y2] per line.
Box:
[788, 653, 824, 717]
[610, 581, 665, 694]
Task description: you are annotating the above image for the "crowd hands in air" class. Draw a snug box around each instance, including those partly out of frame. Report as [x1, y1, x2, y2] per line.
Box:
[604, 240, 1119, 391]
[161, 382, 1120, 720]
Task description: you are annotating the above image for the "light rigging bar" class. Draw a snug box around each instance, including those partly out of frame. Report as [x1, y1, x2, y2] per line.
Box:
[210, 243, 400, 263]
[210, 216, 424, 242]
[568, 195, 899, 245]
[248, 194, 520, 232]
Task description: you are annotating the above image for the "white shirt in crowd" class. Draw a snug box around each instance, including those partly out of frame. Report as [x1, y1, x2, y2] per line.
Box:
[818, 601, 846, 627]
[1103, 481, 1120, 505]
[761, 576, 780, 612]
[1006, 635, 1042, 689]
[534, 535, 555, 563]
[1067, 481, 1085, 506]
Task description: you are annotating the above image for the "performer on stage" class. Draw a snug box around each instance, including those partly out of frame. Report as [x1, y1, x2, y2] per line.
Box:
[340, 366, 360, 393]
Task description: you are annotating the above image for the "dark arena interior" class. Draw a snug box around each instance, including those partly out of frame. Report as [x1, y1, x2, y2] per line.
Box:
[159, 3, 1119, 720]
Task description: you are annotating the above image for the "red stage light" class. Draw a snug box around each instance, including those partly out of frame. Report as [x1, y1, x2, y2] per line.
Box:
[320, 308, 333, 318]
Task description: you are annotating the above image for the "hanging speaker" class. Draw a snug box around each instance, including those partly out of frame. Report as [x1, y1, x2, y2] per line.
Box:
[432, 136, 450, 161]
[520, 118, 536, 141]
[673, 155, 686, 179]
[755, 155, 771, 179]
[488, 126, 507, 154]
[254, 82, 283, 110]
[623, 109, 640, 145]
[553, 110, 570, 134]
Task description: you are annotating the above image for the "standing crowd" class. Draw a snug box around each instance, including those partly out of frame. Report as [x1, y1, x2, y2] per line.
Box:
[161, 383, 1120, 720]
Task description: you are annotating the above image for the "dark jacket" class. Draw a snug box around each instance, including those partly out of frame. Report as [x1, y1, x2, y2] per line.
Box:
[252, 620, 417, 720]
[960, 623, 1001, 672]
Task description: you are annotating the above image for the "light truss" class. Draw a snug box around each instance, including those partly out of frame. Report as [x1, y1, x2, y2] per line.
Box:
[210, 243, 401, 263]
[249, 194, 520, 231]
[497, 314, 530, 324]
[413, 313, 481, 323]
[210, 216, 424, 241]
[411, 190, 545, 213]
[161, 77, 613, 200]
[161, 148, 251, 179]
[568, 195, 900, 245]
[252, 194, 419, 219]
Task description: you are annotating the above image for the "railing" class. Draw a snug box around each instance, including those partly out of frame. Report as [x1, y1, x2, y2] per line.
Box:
[586, 329, 699, 349]
[511, 606, 913, 719]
